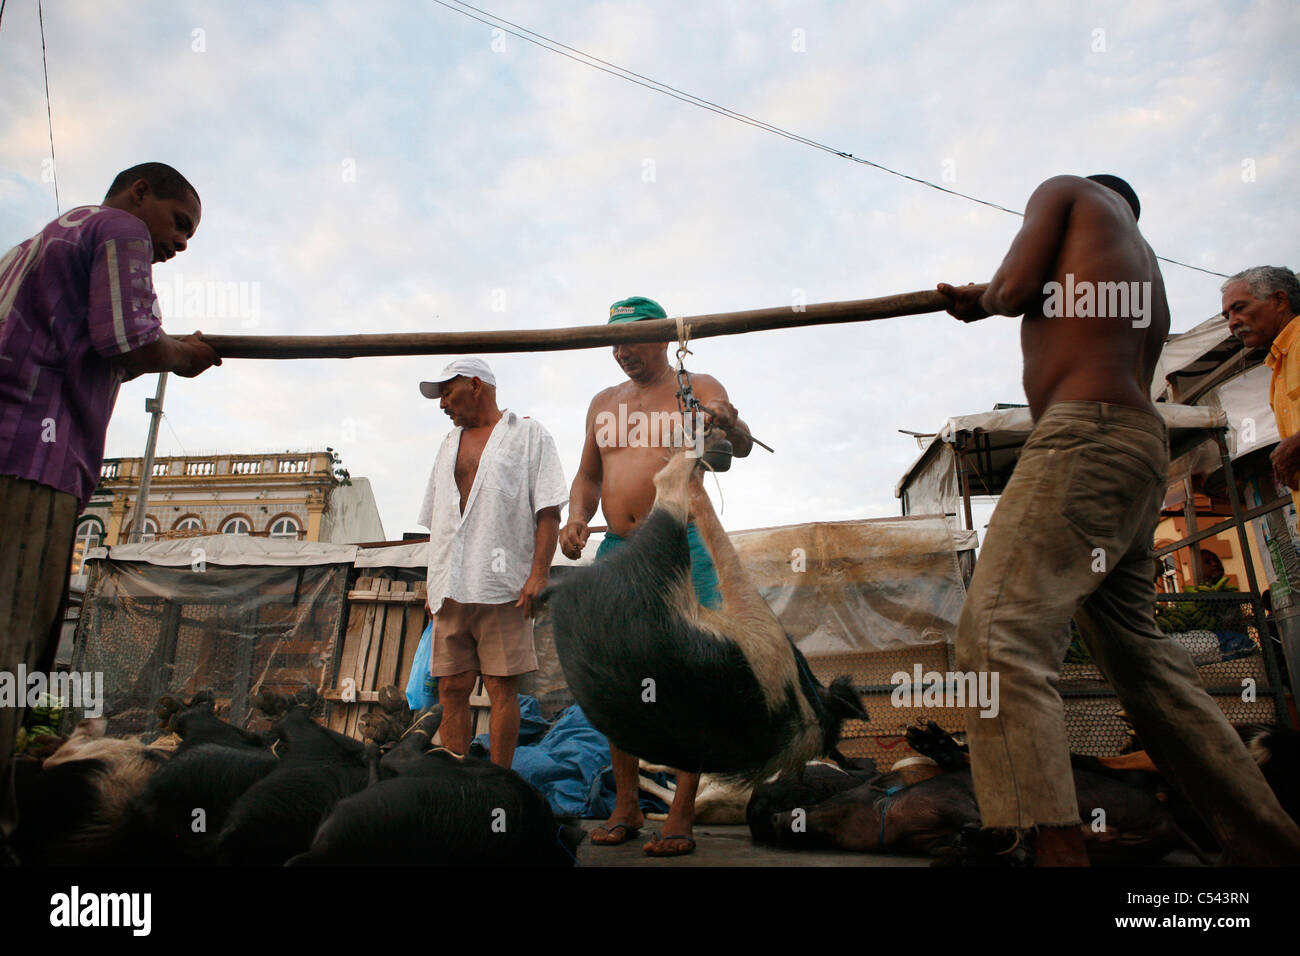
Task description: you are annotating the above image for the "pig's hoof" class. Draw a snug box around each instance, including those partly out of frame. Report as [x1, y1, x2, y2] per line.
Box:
[931, 824, 1034, 867]
[905, 720, 967, 770]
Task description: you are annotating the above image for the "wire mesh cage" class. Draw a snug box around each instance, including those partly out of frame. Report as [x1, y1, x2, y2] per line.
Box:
[72, 558, 350, 736]
[1060, 591, 1285, 755]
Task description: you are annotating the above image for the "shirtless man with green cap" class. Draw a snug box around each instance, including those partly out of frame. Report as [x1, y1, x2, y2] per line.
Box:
[559, 295, 753, 856]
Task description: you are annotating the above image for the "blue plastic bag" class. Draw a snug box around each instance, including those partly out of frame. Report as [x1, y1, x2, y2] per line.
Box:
[404, 621, 438, 710]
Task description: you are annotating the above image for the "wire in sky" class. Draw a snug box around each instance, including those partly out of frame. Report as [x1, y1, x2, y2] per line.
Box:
[162, 413, 189, 459]
[433, 0, 1228, 279]
[38, 0, 59, 214]
[448, 0, 1024, 214]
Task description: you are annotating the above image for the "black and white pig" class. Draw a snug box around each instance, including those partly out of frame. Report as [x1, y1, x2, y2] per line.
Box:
[13, 718, 170, 866]
[543, 437, 866, 781]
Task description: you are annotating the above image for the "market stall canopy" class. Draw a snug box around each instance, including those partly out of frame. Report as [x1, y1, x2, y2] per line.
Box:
[895, 403, 1229, 522]
[1151, 314, 1277, 464]
[1153, 313, 1266, 405]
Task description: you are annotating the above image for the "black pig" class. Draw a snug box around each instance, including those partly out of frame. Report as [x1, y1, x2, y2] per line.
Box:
[287, 709, 580, 867]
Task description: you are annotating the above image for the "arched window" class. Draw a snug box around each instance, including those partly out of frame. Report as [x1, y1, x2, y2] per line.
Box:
[174, 515, 203, 532]
[269, 515, 301, 539]
[72, 518, 104, 574]
[221, 516, 252, 535]
[126, 515, 159, 542]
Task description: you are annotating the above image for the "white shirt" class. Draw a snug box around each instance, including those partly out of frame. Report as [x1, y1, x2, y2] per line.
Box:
[418, 410, 568, 614]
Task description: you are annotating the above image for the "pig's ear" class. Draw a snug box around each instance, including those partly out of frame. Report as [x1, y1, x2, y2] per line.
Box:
[75, 717, 108, 738]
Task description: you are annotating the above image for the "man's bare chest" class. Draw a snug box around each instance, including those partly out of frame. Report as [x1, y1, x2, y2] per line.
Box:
[454, 430, 492, 500]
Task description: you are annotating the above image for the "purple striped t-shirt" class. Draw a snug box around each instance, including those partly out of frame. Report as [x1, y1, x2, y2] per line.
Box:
[0, 205, 162, 507]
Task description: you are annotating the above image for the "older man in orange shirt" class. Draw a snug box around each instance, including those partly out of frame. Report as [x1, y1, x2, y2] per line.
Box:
[1222, 266, 1300, 505]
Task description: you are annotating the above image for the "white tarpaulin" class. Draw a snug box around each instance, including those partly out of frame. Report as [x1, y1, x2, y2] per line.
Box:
[353, 541, 429, 568]
[353, 533, 610, 569]
[729, 515, 970, 652]
[1205, 364, 1279, 458]
[88, 534, 358, 567]
[1152, 314, 1240, 402]
[896, 403, 1229, 516]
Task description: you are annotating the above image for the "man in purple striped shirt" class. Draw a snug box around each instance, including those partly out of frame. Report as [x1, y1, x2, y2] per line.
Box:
[0, 162, 221, 859]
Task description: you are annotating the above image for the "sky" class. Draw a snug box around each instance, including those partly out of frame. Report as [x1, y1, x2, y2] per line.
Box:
[2, 0, 1297, 541]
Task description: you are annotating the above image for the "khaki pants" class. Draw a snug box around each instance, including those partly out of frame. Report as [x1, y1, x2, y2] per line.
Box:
[957, 402, 1300, 862]
[0, 476, 79, 844]
[432, 598, 537, 678]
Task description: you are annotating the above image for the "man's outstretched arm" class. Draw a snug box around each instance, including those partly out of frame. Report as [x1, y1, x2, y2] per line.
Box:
[115, 330, 222, 379]
[981, 176, 1077, 316]
[938, 175, 1078, 322]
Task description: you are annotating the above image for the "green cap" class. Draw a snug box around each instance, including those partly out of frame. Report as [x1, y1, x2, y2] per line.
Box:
[608, 296, 667, 324]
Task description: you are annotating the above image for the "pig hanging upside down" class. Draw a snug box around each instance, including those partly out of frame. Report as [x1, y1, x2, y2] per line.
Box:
[543, 435, 866, 782]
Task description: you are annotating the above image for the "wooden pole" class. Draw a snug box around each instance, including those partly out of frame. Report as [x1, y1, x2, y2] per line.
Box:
[205, 289, 950, 359]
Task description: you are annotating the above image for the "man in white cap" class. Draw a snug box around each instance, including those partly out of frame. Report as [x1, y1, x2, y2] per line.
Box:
[417, 357, 567, 768]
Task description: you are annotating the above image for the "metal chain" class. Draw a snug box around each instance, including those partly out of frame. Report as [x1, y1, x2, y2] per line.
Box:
[672, 315, 773, 455]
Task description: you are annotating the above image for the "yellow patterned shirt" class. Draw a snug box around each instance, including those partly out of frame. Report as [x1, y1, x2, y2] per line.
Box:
[1265, 314, 1300, 509]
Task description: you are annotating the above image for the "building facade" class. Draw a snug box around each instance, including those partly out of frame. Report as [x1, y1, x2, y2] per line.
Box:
[71, 450, 386, 579]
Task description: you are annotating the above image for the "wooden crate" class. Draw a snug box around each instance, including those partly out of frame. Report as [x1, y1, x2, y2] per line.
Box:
[325, 576, 427, 739]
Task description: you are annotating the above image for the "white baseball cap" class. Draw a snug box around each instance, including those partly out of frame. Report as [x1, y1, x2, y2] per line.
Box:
[419, 357, 497, 398]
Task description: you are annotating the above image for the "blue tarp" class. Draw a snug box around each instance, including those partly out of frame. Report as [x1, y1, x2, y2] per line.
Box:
[471, 697, 670, 818]
[469, 695, 551, 752]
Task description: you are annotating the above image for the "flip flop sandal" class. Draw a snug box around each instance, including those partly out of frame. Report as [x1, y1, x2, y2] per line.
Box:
[590, 822, 641, 846]
[643, 832, 696, 856]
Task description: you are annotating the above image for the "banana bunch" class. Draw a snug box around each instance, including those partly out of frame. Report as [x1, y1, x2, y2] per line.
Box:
[1155, 577, 1236, 633]
[16, 693, 65, 755]
[1185, 576, 1235, 594]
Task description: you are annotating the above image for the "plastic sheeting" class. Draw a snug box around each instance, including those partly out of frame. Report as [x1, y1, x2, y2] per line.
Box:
[90, 534, 357, 567]
[354, 541, 428, 568]
[1208, 365, 1279, 458]
[896, 403, 1229, 514]
[729, 515, 968, 653]
[74, 559, 350, 734]
[355, 533, 610, 570]
[899, 441, 960, 521]
[1157, 368, 1276, 491]
[1152, 314, 1239, 402]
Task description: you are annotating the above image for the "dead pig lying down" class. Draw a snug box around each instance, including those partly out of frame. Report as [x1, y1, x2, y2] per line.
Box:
[744, 722, 1300, 865]
[749, 763, 1188, 865]
[542, 436, 866, 781]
